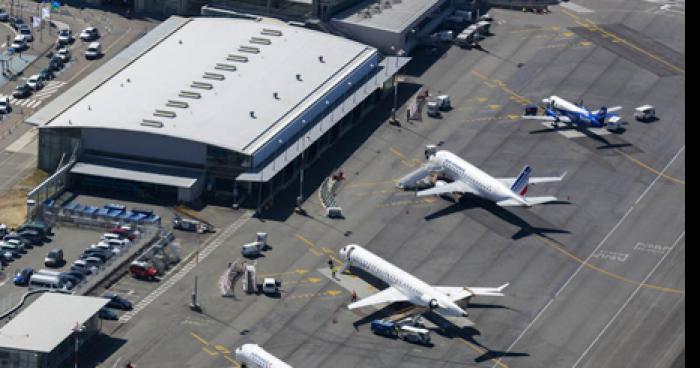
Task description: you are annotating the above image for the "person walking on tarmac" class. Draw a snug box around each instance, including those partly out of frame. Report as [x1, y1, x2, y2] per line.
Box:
[328, 258, 334, 270]
[331, 265, 338, 279]
[351, 290, 358, 303]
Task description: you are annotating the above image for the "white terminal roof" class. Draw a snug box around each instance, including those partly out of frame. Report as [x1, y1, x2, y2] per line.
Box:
[0, 293, 108, 353]
[37, 17, 376, 156]
[333, 0, 442, 33]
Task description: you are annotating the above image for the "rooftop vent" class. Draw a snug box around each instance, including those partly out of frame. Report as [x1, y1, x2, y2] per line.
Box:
[261, 28, 283, 36]
[319, 55, 325, 63]
[238, 46, 260, 54]
[227, 54, 248, 62]
[166, 100, 189, 108]
[203, 72, 225, 81]
[179, 90, 201, 99]
[250, 37, 271, 45]
[141, 119, 163, 128]
[250, 111, 256, 119]
[191, 81, 213, 90]
[273, 92, 280, 100]
[154, 110, 176, 118]
[215, 63, 237, 71]
[296, 74, 302, 81]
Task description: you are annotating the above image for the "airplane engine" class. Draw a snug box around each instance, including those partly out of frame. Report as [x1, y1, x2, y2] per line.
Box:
[420, 294, 440, 310]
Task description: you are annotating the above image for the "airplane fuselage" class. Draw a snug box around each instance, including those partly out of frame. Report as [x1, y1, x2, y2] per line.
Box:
[339, 244, 466, 317]
[431, 150, 521, 204]
[547, 96, 602, 127]
[235, 344, 292, 368]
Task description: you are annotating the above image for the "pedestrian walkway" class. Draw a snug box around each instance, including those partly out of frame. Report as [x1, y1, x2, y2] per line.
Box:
[9, 80, 66, 109]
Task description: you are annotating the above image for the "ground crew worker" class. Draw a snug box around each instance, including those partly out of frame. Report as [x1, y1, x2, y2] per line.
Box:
[331, 266, 338, 279]
[328, 258, 334, 270]
[351, 290, 358, 302]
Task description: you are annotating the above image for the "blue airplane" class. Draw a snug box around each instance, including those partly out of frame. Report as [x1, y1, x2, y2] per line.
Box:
[521, 95, 622, 128]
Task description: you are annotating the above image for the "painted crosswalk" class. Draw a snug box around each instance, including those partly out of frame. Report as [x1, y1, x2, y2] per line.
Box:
[9, 81, 67, 110]
[118, 211, 254, 323]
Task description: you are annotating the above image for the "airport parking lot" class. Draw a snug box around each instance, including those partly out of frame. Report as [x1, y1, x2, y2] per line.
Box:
[87, 2, 684, 368]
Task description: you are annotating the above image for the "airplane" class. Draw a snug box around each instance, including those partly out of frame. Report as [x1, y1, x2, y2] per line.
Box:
[521, 95, 622, 128]
[398, 147, 567, 207]
[235, 344, 293, 368]
[339, 244, 508, 320]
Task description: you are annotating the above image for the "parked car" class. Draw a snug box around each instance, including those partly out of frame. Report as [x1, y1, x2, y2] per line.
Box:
[57, 28, 72, 45]
[59, 273, 81, 287]
[0, 9, 9, 22]
[1, 249, 15, 262]
[129, 260, 157, 280]
[18, 221, 52, 237]
[6, 238, 30, 251]
[71, 260, 97, 275]
[85, 42, 101, 60]
[79, 27, 99, 41]
[18, 24, 32, 42]
[98, 307, 119, 320]
[10, 35, 27, 52]
[13, 268, 33, 286]
[9, 17, 24, 30]
[45, 249, 64, 267]
[92, 242, 121, 256]
[0, 95, 10, 114]
[26, 74, 44, 90]
[12, 82, 31, 98]
[82, 247, 112, 261]
[55, 47, 71, 63]
[102, 292, 133, 310]
[49, 56, 63, 71]
[16, 230, 42, 245]
[108, 227, 137, 241]
[63, 269, 87, 282]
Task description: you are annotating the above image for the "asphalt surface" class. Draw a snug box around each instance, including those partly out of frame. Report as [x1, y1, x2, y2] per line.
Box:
[16, 1, 684, 368]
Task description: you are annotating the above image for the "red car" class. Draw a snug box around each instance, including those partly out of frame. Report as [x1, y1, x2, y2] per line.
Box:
[109, 227, 137, 241]
[129, 261, 157, 280]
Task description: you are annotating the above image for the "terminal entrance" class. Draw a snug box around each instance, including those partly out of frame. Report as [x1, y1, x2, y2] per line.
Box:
[74, 175, 179, 205]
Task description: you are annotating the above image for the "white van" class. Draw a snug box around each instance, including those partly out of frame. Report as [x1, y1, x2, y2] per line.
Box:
[28, 274, 70, 291]
[85, 42, 101, 59]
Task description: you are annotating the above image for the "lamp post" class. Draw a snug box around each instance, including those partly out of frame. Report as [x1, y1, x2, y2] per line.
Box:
[73, 323, 85, 368]
[297, 120, 307, 211]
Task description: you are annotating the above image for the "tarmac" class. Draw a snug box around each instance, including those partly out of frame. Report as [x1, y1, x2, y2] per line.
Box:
[91, 1, 684, 367]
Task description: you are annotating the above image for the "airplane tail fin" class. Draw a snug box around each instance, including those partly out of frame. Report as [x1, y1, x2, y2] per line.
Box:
[510, 166, 532, 196]
[597, 106, 608, 122]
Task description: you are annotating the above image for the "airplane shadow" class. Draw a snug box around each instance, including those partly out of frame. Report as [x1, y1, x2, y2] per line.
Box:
[528, 124, 633, 150]
[424, 195, 570, 240]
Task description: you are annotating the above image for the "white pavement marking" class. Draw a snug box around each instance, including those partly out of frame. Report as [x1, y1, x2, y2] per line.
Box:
[560, 2, 595, 13]
[5, 129, 37, 152]
[491, 144, 686, 368]
[118, 211, 254, 323]
[571, 231, 685, 368]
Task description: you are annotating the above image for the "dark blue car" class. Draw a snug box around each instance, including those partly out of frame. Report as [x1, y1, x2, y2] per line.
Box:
[98, 307, 119, 320]
[13, 267, 33, 286]
[102, 292, 133, 310]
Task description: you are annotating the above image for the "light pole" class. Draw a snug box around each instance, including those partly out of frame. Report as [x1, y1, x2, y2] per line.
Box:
[297, 120, 307, 211]
[73, 323, 85, 368]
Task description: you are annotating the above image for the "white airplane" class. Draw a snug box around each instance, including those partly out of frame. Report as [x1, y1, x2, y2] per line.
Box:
[235, 344, 292, 368]
[400, 148, 566, 207]
[339, 244, 508, 318]
[521, 95, 622, 128]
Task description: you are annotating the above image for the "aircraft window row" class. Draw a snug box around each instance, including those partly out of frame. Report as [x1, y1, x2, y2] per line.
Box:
[355, 258, 419, 295]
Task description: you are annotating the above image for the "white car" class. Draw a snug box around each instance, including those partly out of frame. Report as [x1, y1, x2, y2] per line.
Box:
[10, 35, 26, 51]
[0, 96, 10, 114]
[57, 28, 72, 45]
[18, 25, 32, 42]
[26, 74, 43, 90]
[92, 242, 121, 256]
[79, 27, 99, 41]
[85, 42, 101, 60]
[56, 48, 71, 63]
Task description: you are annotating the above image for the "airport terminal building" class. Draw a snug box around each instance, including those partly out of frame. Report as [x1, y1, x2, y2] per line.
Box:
[28, 17, 407, 204]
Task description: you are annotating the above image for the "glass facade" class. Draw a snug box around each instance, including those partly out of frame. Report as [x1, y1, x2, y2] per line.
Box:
[38, 128, 80, 173]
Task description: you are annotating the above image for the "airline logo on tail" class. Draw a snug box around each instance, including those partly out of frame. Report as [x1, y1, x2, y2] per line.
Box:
[510, 165, 532, 196]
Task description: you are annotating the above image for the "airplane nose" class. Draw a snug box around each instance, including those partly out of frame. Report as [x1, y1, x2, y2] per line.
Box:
[462, 311, 469, 318]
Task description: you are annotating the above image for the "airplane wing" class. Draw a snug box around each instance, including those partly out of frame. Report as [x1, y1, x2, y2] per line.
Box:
[348, 286, 408, 310]
[497, 171, 567, 187]
[416, 181, 475, 197]
[497, 196, 558, 206]
[434, 283, 509, 302]
[592, 106, 622, 114]
[520, 115, 572, 123]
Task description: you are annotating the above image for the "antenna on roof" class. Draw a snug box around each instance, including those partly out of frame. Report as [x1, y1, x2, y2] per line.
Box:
[319, 55, 325, 63]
